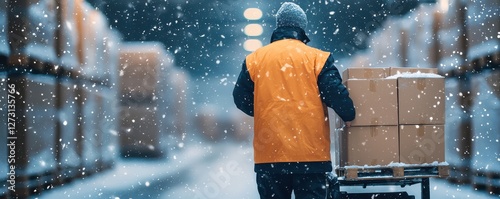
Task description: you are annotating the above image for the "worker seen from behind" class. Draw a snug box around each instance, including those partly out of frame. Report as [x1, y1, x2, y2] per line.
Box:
[233, 2, 355, 199]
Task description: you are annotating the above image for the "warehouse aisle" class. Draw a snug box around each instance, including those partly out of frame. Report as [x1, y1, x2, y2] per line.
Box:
[37, 142, 498, 199]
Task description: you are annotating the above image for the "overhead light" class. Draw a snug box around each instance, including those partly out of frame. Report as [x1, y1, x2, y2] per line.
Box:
[244, 8, 263, 20]
[243, 39, 262, 52]
[244, 24, 263, 36]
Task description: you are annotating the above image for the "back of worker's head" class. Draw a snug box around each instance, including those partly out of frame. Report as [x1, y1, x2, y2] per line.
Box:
[275, 2, 308, 31]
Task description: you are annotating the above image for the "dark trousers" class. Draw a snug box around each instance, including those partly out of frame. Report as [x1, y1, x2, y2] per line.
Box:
[256, 172, 338, 199]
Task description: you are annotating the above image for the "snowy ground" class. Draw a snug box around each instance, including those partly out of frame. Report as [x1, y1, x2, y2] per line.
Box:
[36, 142, 498, 199]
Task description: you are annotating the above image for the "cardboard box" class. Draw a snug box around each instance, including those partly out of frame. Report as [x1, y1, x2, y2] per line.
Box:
[342, 67, 389, 80]
[346, 79, 398, 126]
[398, 77, 445, 125]
[341, 126, 399, 166]
[390, 67, 438, 76]
[399, 125, 445, 164]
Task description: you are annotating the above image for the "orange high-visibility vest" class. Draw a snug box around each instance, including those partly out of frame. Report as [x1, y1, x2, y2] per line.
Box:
[246, 39, 331, 164]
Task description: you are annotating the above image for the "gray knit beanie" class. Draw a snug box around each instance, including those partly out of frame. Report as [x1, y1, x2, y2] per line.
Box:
[275, 2, 308, 30]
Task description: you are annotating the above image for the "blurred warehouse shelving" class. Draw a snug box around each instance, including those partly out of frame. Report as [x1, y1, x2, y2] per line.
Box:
[0, 0, 122, 197]
[0, 0, 209, 197]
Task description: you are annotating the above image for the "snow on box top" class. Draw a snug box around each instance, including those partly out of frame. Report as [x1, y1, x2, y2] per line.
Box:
[343, 161, 449, 169]
[386, 71, 444, 79]
[342, 67, 442, 80]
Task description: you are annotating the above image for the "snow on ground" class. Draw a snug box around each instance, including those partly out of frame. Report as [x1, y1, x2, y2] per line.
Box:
[36, 142, 498, 199]
[159, 143, 258, 199]
[37, 145, 213, 199]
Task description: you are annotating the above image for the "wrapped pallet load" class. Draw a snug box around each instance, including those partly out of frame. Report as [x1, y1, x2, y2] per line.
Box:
[466, 0, 500, 67]
[470, 70, 500, 194]
[437, 0, 467, 75]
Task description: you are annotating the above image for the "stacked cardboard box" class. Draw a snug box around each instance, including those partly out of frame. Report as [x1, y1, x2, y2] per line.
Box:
[340, 67, 445, 166]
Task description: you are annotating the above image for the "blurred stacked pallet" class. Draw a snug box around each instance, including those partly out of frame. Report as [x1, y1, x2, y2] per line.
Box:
[119, 42, 173, 158]
[0, 0, 121, 198]
[341, 0, 499, 195]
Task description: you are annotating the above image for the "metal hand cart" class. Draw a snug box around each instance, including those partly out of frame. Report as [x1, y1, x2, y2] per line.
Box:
[334, 164, 449, 199]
